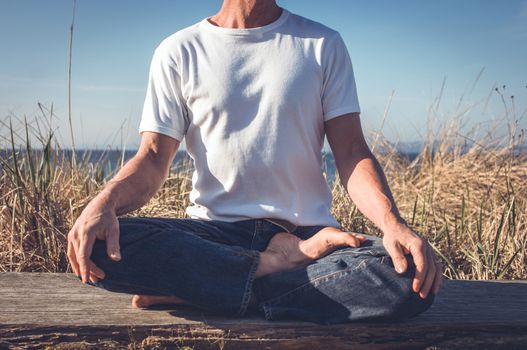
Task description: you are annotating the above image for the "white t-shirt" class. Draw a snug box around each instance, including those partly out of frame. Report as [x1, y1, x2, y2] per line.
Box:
[139, 8, 360, 227]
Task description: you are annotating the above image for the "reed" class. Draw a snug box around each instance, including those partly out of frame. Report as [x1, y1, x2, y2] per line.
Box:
[0, 96, 526, 280]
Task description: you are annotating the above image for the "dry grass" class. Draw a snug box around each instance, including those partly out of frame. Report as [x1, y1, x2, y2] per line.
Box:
[1, 96, 526, 280]
[332, 127, 527, 280]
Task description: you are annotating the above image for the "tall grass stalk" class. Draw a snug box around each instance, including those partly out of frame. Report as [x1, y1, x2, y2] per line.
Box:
[67, 0, 77, 167]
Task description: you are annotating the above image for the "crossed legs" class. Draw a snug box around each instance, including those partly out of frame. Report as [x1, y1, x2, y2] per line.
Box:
[131, 226, 364, 308]
[89, 218, 434, 323]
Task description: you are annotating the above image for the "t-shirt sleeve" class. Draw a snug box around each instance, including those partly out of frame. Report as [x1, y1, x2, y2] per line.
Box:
[138, 45, 189, 142]
[321, 33, 361, 121]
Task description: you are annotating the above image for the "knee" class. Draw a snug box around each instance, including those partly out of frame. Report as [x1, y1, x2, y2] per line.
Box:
[398, 286, 435, 320]
[379, 257, 435, 320]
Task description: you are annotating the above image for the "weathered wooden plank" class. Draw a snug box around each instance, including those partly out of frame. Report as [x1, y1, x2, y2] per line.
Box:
[0, 272, 526, 349]
[1, 273, 526, 325]
[2, 323, 527, 350]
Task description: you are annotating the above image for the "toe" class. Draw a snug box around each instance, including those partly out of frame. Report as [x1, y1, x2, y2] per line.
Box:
[131, 295, 187, 308]
[331, 231, 363, 248]
[131, 294, 144, 308]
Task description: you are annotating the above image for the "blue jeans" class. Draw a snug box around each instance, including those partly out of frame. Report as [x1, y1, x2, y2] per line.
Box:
[89, 217, 434, 324]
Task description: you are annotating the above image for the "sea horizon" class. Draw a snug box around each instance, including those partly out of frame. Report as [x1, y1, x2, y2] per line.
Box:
[2, 143, 526, 185]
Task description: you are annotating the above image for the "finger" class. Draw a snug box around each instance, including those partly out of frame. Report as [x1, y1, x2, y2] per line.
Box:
[89, 273, 98, 284]
[351, 233, 366, 242]
[90, 261, 106, 280]
[88, 263, 106, 283]
[78, 236, 95, 283]
[432, 261, 444, 295]
[410, 239, 427, 293]
[384, 240, 408, 274]
[419, 247, 436, 299]
[105, 220, 121, 261]
[67, 240, 80, 276]
[333, 232, 362, 248]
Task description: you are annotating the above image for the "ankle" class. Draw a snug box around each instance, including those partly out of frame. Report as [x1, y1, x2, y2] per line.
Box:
[255, 250, 281, 277]
[257, 245, 315, 278]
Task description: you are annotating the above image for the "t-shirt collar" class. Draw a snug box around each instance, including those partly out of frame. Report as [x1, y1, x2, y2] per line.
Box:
[200, 8, 289, 36]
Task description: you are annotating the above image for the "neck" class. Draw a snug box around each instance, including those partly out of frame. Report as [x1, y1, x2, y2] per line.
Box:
[209, 0, 282, 29]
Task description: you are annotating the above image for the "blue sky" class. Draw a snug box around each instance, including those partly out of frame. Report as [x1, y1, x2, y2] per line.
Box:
[1, 0, 526, 149]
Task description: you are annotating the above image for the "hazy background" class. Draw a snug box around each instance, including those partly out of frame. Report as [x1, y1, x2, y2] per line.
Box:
[1, 0, 526, 150]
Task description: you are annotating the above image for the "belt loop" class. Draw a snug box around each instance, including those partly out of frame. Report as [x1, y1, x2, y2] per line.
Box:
[250, 219, 263, 249]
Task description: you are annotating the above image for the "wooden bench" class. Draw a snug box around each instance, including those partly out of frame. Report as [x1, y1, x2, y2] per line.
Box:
[0, 273, 526, 349]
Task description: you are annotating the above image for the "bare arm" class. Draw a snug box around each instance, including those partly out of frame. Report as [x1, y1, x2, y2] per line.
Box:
[99, 132, 179, 214]
[325, 113, 443, 298]
[67, 132, 180, 283]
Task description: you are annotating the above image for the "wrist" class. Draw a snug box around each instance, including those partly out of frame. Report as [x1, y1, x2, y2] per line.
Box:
[381, 212, 408, 236]
[96, 189, 118, 213]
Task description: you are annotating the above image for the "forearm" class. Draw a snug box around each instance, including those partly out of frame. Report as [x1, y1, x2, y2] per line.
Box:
[326, 115, 443, 297]
[339, 148, 405, 233]
[96, 152, 169, 215]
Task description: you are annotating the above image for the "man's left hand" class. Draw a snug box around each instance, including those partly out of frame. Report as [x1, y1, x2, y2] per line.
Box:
[382, 225, 443, 299]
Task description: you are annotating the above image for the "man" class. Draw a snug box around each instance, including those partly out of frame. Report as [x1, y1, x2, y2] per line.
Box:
[67, 0, 442, 324]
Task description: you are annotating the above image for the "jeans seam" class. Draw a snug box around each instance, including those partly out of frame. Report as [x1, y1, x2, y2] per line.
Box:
[330, 250, 386, 258]
[253, 279, 271, 319]
[236, 250, 260, 316]
[262, 304, 273, 320]
[261, 258, 370, 307]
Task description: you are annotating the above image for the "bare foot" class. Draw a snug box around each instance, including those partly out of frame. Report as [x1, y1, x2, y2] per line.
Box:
[131, 294, 187, 309]
[256, 227, 365, 277]
[132, 292, 259, 309]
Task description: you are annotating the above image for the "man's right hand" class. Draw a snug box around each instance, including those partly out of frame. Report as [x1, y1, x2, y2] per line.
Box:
[67, 195, 121, 283]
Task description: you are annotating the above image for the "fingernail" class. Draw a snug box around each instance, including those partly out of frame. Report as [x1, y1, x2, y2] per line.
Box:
[112, 252, 121, 260]
[396, 266, 403, 273]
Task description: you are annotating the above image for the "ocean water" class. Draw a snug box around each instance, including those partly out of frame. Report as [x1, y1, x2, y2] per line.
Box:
[0, 149, 339, 181]
[3, 146, 524, 186]
[0, 149, 421, 185]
